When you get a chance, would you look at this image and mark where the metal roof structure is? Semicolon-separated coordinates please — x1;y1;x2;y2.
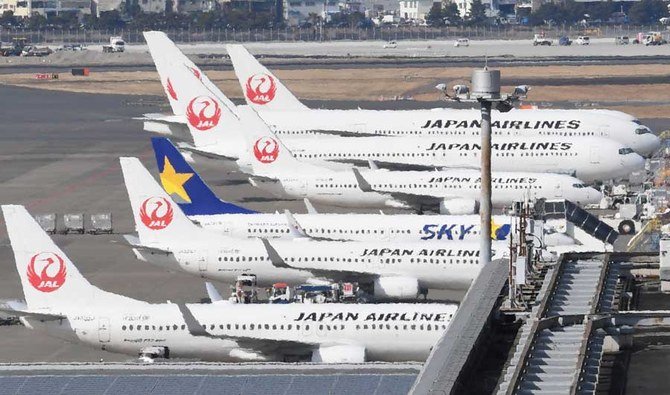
0;373;416;395
496;253;622;394
409;260;509;394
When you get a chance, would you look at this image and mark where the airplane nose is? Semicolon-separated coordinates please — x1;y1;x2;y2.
631;152;646;171
588;187;603;204
641;134;662;157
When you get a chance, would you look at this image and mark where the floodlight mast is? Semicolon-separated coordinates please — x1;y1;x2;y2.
470;68;500;266
436;69;528;266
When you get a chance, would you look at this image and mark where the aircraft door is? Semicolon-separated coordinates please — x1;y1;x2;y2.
299;181;308;197
589;146;600;164
98;317;111;343
198;254;207;272
218;222;233;237
554;183;563;198
384;227;392;241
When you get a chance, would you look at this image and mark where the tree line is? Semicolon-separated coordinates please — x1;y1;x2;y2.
1;0;668;30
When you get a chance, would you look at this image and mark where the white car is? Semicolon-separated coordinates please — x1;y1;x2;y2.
383;41;397;48
576;36;590;45
454;38;470;47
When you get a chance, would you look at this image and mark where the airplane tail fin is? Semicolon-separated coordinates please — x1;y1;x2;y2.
151;137;257;215
236;106;325;177
120;157;211;245
163;58;244;157
143;31;238;117
1;205;131;312
226;44;308;112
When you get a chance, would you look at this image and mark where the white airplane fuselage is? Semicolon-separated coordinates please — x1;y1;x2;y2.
278;135;644;183
246;168;600;211
259;108;660;157
189;212;511;242
197;134;644;183
24;302;456;362
134;238;496;292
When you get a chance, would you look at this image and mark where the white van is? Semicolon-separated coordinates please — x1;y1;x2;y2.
576;36;590;45
454;38;470;47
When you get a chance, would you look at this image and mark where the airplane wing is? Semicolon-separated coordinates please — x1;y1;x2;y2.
176;303;316;355
303;198;318;214
331;158;435;172
307;129;392;138
284;210;351;242
260;239;379;283
352;168;448;212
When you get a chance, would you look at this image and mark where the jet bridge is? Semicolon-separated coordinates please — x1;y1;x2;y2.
541;200;619;246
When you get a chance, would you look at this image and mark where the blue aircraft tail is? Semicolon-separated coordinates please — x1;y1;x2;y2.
151;137;257;215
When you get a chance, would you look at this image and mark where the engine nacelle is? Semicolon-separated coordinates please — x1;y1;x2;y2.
312;344;365;363
439;198;478;215
373;277;420;300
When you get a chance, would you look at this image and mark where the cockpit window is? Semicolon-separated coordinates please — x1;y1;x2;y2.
572;183;587;188
618;148;634;155
633;119;641;125
635;127;651;135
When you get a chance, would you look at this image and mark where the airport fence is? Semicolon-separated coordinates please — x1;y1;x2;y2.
0;24;665;45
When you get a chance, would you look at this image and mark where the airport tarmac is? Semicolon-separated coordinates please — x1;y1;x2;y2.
0;85;470;363
0;84;343;363
0;83;667;366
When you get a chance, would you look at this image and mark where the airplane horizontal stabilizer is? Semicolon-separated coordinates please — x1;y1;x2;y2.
0;306;65;321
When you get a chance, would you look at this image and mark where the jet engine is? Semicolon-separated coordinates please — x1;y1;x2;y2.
373;277;420;300
439;198;478;215
312;344;365;363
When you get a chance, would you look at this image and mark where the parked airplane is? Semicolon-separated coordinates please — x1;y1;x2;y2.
121;156;506;297
147;139;611;253
156;52;645;182
141;32;659;158
1;205;457;363
151;136;512;241
159;67;604;215
225;44;659;157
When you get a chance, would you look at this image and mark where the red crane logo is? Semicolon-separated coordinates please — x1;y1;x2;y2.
253;137;279;163
245;73;277;105
186;96;221;131
27;252;67;293
139;197;174;230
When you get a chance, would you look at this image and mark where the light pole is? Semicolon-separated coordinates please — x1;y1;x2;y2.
437;68;529;266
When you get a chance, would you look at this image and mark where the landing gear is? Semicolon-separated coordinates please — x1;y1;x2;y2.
138;346;169;363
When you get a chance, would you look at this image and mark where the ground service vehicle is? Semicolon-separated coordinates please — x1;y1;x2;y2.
559;36;572;46
103;36;125;53
533;34;552;46
615;36;629;45
576;36;590;45
454;38;469;47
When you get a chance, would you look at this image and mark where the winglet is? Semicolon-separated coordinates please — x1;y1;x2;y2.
368;160;379;170
284;210;308;239
205;282;223;302
303;198;318;214
260;238;293;269
352;168;373;192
